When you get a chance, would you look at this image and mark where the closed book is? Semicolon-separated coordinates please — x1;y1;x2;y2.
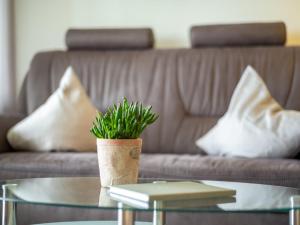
109;181;236;202
110;192;236;209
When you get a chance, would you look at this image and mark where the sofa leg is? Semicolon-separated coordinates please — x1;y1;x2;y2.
2;184;17;225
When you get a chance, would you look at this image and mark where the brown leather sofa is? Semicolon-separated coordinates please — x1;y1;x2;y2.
0;24;299;225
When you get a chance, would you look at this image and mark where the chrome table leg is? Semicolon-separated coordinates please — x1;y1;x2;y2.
290;209;300;225
290;196;300;225
2;184;17;225
153;201;165;225
118;202;135;225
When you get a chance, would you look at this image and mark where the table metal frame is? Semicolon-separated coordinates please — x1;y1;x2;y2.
290;196;300;225
2;184;300;225
118;202;165;225
2;184;165;225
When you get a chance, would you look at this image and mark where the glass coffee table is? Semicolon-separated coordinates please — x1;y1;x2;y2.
1;177;300;225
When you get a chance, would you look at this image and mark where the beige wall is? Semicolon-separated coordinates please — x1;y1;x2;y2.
15;0;300;90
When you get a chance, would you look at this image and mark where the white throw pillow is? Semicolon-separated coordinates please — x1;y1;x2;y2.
7;66;97;152
196;66;300;158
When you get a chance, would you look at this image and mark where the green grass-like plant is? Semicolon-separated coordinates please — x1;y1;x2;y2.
90;98;159;139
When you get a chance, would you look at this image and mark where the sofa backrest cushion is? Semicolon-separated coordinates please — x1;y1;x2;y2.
191;22;286;47
19;47;300;154
66;28;154;50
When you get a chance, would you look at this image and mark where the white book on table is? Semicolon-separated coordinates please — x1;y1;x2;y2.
109;181;236;202
110;192;236;209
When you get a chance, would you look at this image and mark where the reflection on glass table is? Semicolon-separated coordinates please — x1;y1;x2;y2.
1;177;300;225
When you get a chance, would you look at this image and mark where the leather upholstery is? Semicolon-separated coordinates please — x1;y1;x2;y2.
15;205;288;225
1;152;300;187
10;204;288;225
66;28;154;50
191;22;286;47
4;35;300;225
19;47;300;154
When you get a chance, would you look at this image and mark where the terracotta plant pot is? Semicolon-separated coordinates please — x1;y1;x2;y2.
97;138;142;187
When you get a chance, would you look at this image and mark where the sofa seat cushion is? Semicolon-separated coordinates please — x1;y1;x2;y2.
139;154;300;188
0;152;99;179
0;153;299;188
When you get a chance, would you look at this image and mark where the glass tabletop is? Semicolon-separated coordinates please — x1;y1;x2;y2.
1;177;300;213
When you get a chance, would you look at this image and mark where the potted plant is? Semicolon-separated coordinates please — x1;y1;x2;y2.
91;98;158;187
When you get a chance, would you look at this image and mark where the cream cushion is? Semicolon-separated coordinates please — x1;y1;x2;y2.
7;66;97;152
196;66;300;158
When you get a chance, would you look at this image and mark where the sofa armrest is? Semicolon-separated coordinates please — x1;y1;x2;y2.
0;114;24;152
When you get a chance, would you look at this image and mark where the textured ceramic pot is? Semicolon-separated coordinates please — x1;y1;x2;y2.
97;138;142;187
